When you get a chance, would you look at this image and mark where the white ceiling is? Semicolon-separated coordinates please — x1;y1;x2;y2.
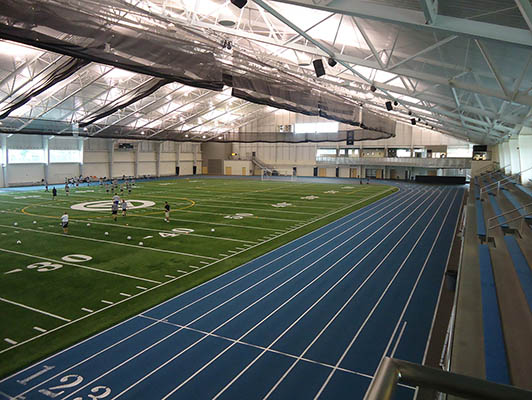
0;0;531;144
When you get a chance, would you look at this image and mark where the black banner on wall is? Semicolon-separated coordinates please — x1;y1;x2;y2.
346;131;354;145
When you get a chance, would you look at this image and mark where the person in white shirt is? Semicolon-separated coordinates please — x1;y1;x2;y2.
61;212;69;234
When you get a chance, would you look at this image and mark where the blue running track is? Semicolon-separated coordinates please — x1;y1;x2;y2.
0;183;464;400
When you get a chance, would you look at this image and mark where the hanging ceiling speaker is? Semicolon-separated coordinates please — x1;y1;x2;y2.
313;59;326;77
411;118;416;125
328;58;337;67
385;101;393;111
230;0;247;9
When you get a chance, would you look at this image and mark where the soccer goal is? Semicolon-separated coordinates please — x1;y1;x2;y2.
261;168;297;182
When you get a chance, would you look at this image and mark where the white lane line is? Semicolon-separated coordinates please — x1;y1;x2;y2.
0;248;160;284
0;225;217;261
211;190;444;400
101;300;114;305
313;190;459;399
33;327;47;333
262;190;454;400
81;308;93;313
4;338;17;345
135;286;147;291
120;293;131;298
0;297;71;322
165;275;176;279
4;186;402;398
109;191;425;400
4;269;22;275
139;315;378;380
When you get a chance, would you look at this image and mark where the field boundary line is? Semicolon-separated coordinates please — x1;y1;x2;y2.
0;247;161;284
0;297;71;322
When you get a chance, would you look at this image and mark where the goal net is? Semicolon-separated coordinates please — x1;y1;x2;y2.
261;168;297;182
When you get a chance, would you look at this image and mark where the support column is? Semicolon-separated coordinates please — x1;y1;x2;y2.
43;136;49;185
519;127;532;184
134;143;139;178
509;138;520;175
155;142;161;178
175;142;180;176
108;139;114;179
1;134;7;187
78;137;84;177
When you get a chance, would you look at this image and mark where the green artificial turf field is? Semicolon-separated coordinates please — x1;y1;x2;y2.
0;177;397;377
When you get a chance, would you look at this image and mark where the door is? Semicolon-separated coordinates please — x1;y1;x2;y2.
202;166;208;174
318;168;327;177
225;166;232;175
242;167;247;176
313;167;318;177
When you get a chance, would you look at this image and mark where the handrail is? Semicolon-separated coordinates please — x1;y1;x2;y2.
476;162;497;175
480;164;509;178
480;165;532;194
363;357;532;400
487;202;532;231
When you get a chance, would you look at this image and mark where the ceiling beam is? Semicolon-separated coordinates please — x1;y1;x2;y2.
515;0;532;32
419;0;438;25
268;0;532;48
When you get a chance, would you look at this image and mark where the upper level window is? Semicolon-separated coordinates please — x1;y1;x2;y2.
294;122;339;134
49;150;82;163
8;149;45;164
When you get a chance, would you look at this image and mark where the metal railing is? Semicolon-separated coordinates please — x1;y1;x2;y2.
475;162;499;175
363;357;532;400
480;164;509;178
487;202;532;231
316;156;471;169
480;166;532;195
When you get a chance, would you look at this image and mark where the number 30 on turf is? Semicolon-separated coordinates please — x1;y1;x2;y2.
26;254;92;273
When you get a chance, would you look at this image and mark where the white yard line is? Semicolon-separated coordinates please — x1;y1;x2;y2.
0;225;217;261
81;308;93;313
33;327;47;333
0;247;161;284
0;297;71;322
101;300;114;305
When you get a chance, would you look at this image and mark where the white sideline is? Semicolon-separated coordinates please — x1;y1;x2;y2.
0;297;71;322
4;186;400;399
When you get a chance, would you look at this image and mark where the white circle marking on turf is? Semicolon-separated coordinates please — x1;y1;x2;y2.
70;200;155;212
61;254;92;263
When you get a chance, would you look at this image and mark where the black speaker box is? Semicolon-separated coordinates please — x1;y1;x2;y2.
313;59;326;77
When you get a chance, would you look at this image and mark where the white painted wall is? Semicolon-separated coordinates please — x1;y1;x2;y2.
1;136;202;187
223;160;253;175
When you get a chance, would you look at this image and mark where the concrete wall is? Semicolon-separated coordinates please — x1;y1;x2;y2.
223;160;253;176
